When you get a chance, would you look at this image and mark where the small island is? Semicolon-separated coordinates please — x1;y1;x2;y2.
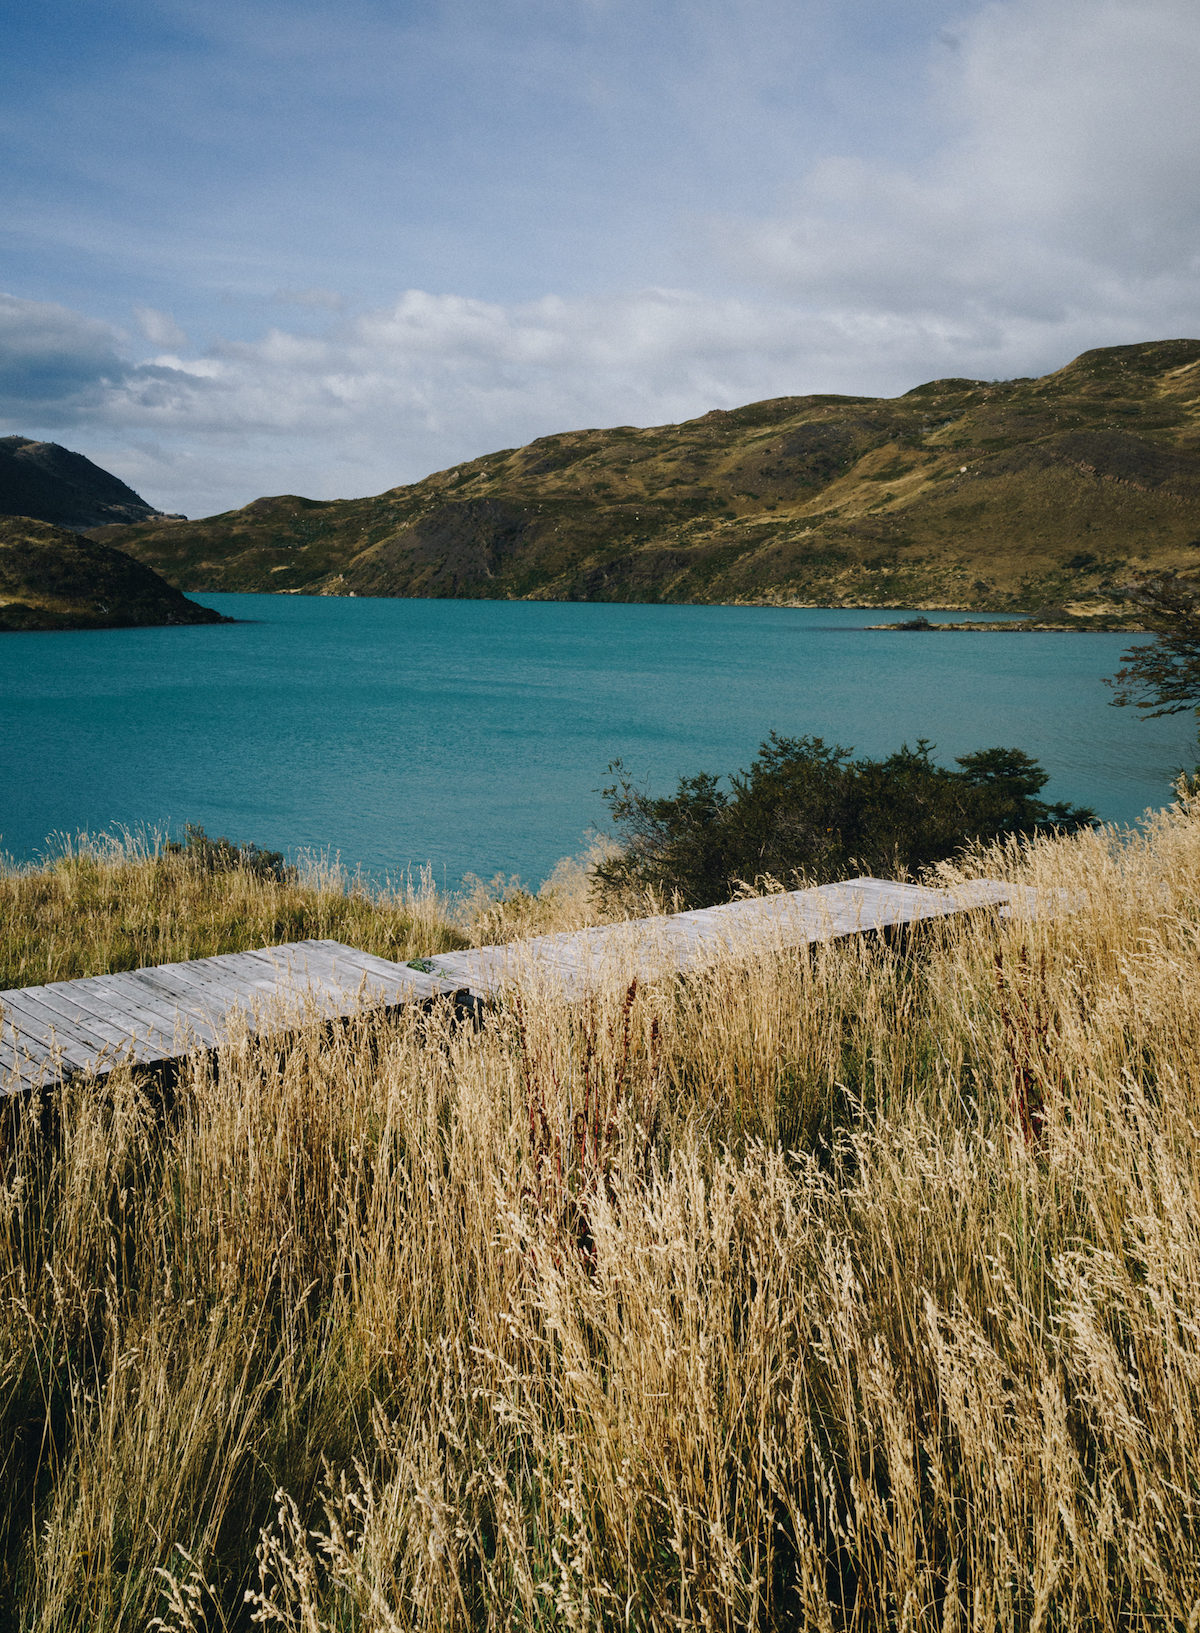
865;610;1146;632
0;515;228;632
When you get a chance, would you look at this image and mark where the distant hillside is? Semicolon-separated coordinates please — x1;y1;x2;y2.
0;436;174;530
0;517;225;632
103;339;1200;611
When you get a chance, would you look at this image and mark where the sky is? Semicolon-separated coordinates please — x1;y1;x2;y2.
2;0;1198;518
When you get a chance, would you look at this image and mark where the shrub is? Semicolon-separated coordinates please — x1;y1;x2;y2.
162;821;290;882
594;733;1095;909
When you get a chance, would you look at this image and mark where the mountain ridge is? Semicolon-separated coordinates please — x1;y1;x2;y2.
0;436;178;530
98;338;1200;610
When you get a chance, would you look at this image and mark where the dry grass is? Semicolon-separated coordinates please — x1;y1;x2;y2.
453;836;624;947
0;831;619;992
3;804;1200;1629
0;832;463;990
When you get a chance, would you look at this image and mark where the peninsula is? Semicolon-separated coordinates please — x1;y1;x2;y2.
0;516;226;632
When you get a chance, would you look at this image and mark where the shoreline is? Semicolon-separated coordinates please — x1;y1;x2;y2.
864;615;1147;634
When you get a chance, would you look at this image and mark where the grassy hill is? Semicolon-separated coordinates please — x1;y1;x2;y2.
0;435;171;530
101;338;1200;612
0;516;226;631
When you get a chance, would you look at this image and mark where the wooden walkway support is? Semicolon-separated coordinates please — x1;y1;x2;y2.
1;877;1032;1095
421;875;1025;1001
0;940;465;1095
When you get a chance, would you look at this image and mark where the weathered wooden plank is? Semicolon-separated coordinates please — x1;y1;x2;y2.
68;972;233;1045
1;938;480;1091
79;974;223;1053
167;941;456;1015
217;945;416;1014
237;942;355;978
128;959;256;1009
431;876;1022;1001
22;982;143;1055
115;969;237;1034
1;986;116;1061
160;944;337;1002
204;946;381;1013
0;990;114;1072
81;968;218;1027
130;960;264;1007
0;1043;52;1095
3;959;244;1083
247;942;376;994
156;953;296;1006
211;944;330;982
284;941;462;1003
317;943;458;998
132;959;276;1011
420;956;486;991
0;1008;61;1062
40;969;185;1026
0;1019;61;1089
1;885;1025;1094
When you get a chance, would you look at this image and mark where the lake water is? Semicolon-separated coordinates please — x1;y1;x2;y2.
1;594;1195;890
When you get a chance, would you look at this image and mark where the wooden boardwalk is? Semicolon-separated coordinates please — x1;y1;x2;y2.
1;877;1029;1095
422;875;1024;1001
0;940;465;1095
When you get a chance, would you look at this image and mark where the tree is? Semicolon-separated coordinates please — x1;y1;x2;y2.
954;747;1091;832
594;734;1095;911
1107;573;1200;717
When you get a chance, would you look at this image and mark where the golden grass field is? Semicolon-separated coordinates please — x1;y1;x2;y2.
3;806;1200;1630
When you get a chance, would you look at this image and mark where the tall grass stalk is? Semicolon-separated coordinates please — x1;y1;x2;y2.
2;803;1200;1627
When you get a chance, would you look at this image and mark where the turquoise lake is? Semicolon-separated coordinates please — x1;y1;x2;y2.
1;593;1195;889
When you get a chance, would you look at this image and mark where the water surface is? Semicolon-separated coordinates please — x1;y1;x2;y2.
1;595;1193;888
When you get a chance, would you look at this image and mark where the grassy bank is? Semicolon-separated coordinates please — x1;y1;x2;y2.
3;807;1200;1628
0;831;610;991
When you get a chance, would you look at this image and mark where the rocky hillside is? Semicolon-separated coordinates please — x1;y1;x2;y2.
0;436;173;530
102;339;1200;611
0;517;226;632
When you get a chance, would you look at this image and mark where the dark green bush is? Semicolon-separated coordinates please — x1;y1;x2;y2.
163;822;291;883
594;734;1095;909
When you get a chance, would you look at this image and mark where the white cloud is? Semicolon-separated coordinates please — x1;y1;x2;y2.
948;0;1200;260
0;285;930;512
133;305;189;349
84;287;868;508
3;265;1191;520
712;0;1200;331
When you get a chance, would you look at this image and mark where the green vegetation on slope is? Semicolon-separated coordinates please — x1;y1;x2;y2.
103;338;1200;611
0;517;226;632
0;828;614;991
0;832;468;989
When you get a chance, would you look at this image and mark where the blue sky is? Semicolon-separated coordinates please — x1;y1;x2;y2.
2;0;1197;516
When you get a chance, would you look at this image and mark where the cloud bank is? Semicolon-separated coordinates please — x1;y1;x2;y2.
715;0;1200;327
